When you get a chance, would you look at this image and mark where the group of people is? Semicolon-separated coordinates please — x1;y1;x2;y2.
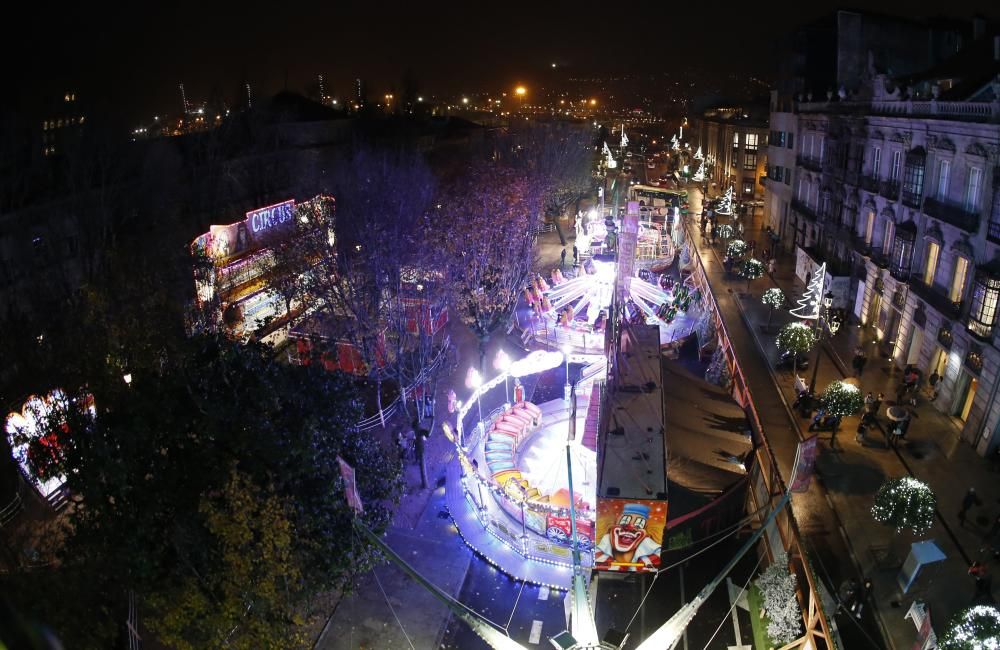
523;274;553;316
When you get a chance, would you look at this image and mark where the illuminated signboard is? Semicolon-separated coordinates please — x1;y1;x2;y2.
246;200;295;235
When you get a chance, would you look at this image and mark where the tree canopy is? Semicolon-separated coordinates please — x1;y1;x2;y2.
8;334;401;648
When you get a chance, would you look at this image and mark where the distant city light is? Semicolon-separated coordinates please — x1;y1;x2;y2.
462;97;469;105
515;86;526;97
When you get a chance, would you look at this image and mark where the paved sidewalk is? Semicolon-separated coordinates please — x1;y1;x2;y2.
691;184;1000;648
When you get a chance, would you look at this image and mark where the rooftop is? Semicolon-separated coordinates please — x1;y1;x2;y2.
597;322;667;501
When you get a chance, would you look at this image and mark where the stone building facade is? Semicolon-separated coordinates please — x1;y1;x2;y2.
695;106;769;201
768;69;1000;454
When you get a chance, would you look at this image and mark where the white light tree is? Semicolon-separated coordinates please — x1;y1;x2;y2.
671;134;680;151
789;263;826;320
715;185;734;216
694;146;704;160
692;160;706;182
755;550;803;645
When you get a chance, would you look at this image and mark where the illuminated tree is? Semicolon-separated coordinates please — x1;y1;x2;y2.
776;322;816;375
762;288;785;330
726;239;747;260
871;477;937;535
440;157;538;369
940;606;1000;650
739;258;765;293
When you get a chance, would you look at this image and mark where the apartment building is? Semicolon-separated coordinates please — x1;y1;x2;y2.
769;27;1000;454
695;106;768;200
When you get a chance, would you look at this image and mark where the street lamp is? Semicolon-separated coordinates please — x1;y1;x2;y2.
494;349;511;406
808;292;841;396
562;344;572;401
466;367;484;436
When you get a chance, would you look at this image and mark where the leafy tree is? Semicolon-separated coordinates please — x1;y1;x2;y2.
146;467;304;650
12;335;402;647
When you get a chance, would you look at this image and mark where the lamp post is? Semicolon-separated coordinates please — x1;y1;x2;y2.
808;291;842;395
466;367;484;436
494;350;511;406
562;344;572;401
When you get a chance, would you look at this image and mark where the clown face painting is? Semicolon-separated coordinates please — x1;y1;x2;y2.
595;501;665;572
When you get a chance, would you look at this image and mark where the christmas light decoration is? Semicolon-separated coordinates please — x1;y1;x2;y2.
776;322;816;356
789;263;826;320
739;258;765;291
716;224;734;240
692;160;706;182
705;346;730;389
940;605;1000;650
754;550;803;644
715;186;735;216
871;476;937;535
726;239;748;260
820;380;863;418
762;288;786;330
762;288;786;310
694;146;704;160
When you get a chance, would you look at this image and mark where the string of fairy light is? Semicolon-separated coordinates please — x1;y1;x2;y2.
871;476;936;535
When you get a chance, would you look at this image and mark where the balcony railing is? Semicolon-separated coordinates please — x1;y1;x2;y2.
889;263;911;282
791;198;818;222
908;280;962;319
860;175;879;193
923;197;980;233
797;98;999;122
879;180;900;201
796;156;822;173
987;220;1000;245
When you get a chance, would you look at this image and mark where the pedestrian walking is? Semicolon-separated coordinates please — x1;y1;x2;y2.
572;245;579;267
560;247;567;270
767;258;776;275
852;351;868;377
960;488;983;528
864;391;875;411
396;429;409;462
856;420;867;444
969;561;993;601
413;418;430;489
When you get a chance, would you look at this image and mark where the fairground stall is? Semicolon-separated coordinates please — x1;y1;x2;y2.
190;195;334;342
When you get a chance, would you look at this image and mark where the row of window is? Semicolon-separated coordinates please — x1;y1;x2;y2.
801;132;989;212
769;130;794;150
770;166;792;185
42;116;84;130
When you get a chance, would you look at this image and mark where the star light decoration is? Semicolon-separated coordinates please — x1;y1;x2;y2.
871;476;937;535
940;605;1000;650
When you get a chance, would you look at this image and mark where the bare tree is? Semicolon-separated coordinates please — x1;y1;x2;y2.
440;159;537;369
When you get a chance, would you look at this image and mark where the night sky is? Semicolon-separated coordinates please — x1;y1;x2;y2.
9;0;999;122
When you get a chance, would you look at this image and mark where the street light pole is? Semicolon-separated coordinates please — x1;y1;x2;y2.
562;344;572;401
808;292;839;396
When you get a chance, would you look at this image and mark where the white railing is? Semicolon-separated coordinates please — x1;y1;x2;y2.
798;98;999;121
352;335;452;433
